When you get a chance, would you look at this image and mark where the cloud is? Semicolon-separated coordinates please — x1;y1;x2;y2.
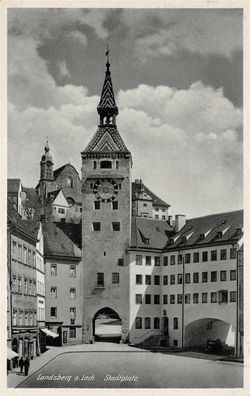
121;9;242;61
7;9;243;217
58;61;70;78
69;31;88;46
8;9;109;41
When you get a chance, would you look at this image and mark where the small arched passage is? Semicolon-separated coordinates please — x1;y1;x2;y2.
185;318;235;350
93;307;122;343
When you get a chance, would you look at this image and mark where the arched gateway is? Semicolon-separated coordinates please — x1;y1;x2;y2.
93;307;122;343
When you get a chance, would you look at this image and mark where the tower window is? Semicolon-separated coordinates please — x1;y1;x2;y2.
112;222;120;231
94;201;100;210
100;160;112;169
93;161;97;169
116;161;119;169
112;201;118;210
93;222;101;231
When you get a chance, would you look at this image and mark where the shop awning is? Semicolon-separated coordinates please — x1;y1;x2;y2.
7;348;19;360
41;328;59;338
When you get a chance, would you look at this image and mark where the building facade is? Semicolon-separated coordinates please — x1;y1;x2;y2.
43;222;83;345
8;202;40;359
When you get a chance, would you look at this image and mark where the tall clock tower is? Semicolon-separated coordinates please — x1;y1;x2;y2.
81;52;132;343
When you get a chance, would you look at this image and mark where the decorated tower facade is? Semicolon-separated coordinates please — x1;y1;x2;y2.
38;140;54;201
81;50;132;342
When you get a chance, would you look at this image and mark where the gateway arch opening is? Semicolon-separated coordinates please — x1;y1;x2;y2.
93;307;122;343
185;318;235;354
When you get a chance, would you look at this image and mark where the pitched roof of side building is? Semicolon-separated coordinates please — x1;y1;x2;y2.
164;209;243;251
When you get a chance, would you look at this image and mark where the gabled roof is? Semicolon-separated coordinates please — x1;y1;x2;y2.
8;179;21;194
83;125;130;153
7;200;38;242
55;222;82;249
131;217;173;250
22;187;40;209
132;181;170;208
53;163;80;179
165;210;243;250
43;222;81;259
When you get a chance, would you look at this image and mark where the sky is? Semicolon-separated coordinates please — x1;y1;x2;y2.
7;8;243;219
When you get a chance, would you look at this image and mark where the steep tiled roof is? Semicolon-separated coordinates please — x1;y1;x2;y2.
132;181;170;208
21;220;40;238
97;60;118;117
53;163;80;179
8;179;21;194
43;222;81;259
7;200;37;242
83;125;129;153
22;187;40;209
55;222;82;248
165;210;243;250
131;217;173;250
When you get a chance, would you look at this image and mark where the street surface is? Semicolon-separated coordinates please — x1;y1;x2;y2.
95;318;121;336
17;343;243;388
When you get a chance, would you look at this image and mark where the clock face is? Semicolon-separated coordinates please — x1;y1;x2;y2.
93;179;118;202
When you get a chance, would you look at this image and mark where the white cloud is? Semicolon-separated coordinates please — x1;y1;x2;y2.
7;13;243;217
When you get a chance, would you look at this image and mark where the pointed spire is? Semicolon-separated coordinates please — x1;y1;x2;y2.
97;44;118;126
45;137;50;153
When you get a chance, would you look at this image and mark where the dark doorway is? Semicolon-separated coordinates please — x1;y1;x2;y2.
93;307;122;343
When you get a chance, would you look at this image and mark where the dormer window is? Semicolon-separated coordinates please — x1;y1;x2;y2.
100;160;112;169
217;231;222;238
236;228;242;235
199;234;205;241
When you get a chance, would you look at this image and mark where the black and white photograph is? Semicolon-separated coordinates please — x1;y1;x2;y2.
4;2;245;390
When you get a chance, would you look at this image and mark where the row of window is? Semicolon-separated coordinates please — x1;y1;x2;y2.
135;316;160;329
12;241;36;266
50;287;76;299
12;275;36;296
92;222;121;231
50;264;76;277
135;270;236;286
12;309;37;326
135;290;236;305
136;255;161;266
50;307;76;321
165;248;236;265
135;316;178;330
135;249;237;267
96;272;120;286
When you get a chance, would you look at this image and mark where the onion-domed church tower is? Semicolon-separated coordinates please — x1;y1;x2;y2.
37;140;54;202
81;49;132;343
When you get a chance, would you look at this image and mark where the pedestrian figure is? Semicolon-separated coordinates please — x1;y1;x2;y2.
19;356;24;374
24;357;30;376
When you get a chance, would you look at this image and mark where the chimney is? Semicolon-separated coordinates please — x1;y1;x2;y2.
135;179;140;184
175;214;186;232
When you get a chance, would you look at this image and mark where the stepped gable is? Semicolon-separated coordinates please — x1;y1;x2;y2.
165;210;243;250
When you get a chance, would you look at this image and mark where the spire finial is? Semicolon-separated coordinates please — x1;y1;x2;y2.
45;137;50;152
105;42;111;70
